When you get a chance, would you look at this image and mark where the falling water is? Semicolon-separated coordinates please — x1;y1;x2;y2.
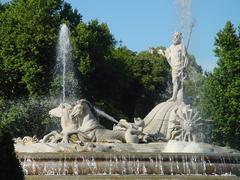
57;24;72;103
56;24;77;103
19;153;240;176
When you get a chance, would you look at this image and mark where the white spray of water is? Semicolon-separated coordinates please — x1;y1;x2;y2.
57;24;72;103
163;140;213;153
175;0;194;47
56;24;78;103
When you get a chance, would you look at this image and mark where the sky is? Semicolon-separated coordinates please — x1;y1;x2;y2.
65;0;240;72
1;0;240;71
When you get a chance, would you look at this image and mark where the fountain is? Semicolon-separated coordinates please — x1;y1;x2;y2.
14;4;240;178
55;23;77;103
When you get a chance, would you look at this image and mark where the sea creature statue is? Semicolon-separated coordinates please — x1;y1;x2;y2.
14;135;38;145
113;118;151;143
41;99;144;144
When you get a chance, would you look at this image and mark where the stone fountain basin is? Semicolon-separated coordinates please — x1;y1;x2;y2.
15;141;239;154
18;151;240;176
16;142;240;176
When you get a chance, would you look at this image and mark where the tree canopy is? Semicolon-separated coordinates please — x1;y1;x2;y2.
0;0;80;98
200;21;240;149
0;0;83;139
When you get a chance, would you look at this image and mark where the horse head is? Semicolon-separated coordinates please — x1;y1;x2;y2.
49;103;72;118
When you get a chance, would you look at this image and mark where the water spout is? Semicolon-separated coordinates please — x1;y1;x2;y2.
56;24;77;103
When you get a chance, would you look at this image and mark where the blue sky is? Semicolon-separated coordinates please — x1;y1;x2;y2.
65;0;240;71
1;0;240;71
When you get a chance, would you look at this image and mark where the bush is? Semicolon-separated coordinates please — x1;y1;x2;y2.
0;97;60;139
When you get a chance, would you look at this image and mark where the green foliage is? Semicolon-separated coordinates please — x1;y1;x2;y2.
126;50;171;117
60;2;82;29
88;47;171;120
0;2;8;11
184;54;205;106
73;19;115;75
72;19;124;122
0;0;82;98
0;129;24;180
0;0;63;97
0;0;82;139
0;0;175;132
0;0;81;140
200;21;240;149
0;97;59;138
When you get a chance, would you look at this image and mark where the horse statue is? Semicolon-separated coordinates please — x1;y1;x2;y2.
65;99;144;143
41;103;77;143
41;99;144;144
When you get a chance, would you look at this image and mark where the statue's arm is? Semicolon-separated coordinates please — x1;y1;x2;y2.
157;48;165;56
149;47;166;56
150;47;172;66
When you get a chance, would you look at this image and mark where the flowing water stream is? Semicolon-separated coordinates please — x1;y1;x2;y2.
56;24;77;103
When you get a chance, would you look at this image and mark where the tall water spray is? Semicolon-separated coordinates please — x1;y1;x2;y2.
175;0;194;47
56;24;77;103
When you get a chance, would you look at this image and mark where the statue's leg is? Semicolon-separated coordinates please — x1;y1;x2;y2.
192;134;196;142
61;130;79;143
168;76;179;102
61;134;69;143
174;80;181;100
95;129;125;143
52;135;62;143
61;130;91;143
176;75;184;102
183;131;191;142
170;129;181;140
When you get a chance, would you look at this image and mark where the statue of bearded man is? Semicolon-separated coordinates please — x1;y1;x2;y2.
158;32;188;103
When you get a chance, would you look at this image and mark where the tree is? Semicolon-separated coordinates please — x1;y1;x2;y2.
60;2;82;29
0;0;63;98
0;0;83;138
72;19;116;99
200;21;240;149
73;30;171;123
0;0;82;99
0;2;8;11
0;97;59;138
72;19;115;76
184;54;205;106
126;50;171;118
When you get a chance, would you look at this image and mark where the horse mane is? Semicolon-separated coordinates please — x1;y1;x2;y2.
80;99;99;121
79;99;118;124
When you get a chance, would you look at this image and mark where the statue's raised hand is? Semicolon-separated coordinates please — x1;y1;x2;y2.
157;49;165;56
